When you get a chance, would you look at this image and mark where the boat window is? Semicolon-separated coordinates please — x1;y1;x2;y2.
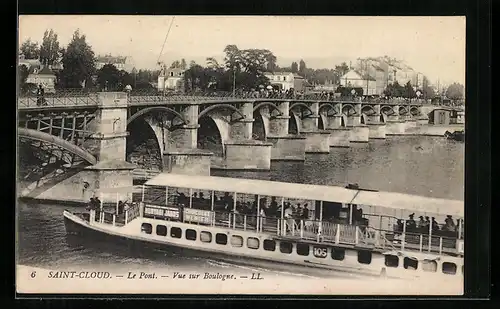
422;259;437;272
185;229;197;241
200;231;212;243
357;250;372;264
156;225;167;236
231;235;243;247
296;243;310;256
331;247;345;261
170;227;182;238
216;233;228;245
279;241;293;254
141;223;152;234
244;237;258;250
312;246;328;258
384;255;399;268
442;262;457;275
263;239;276;251
403;257;418;270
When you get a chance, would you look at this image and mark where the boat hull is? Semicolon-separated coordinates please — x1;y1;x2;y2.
63;211;463;282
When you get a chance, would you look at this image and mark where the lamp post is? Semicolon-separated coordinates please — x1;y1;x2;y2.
232;66;236;97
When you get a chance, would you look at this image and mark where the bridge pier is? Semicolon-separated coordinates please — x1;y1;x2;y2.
385;114;407;135
218;102;272;170
300;103;330;153
366;114;386;139
346;115;369;143
324;115;350;148
266;102;306;161
164;105;213;176
34;92;136;203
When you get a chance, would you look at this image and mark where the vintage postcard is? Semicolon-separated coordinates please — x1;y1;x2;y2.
16;15;465;295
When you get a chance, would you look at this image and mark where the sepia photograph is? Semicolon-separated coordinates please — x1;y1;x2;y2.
16;15;465;295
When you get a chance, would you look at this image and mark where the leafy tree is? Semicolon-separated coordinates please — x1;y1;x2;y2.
334;62;350;77
180;58;187;70
39;29;61;66
19;39;40;59
445;82;464;102
18;65;30;92
383;81;405;97
170;60;181;68
403;81;416;99
299;59;306;74
97;64;121;90
60;30;96;88
291;62;298;73
421;76;435;99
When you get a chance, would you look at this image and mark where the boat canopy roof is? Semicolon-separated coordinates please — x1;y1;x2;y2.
145;174;464;217
95;185;144;195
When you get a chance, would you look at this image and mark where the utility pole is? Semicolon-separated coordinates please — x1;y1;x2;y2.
232;66;236;96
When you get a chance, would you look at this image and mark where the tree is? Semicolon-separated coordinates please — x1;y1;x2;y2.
421;76;435;99
383;81;405;97
403;81;416;99
170;60;181;68
60;30;96;88
97;64;121;90
20;39;40;59
334;62;350;77
18;65;30;92
291;62;298;73
39;29;61;66
180;58;187;70
299;59;306;74
445;82;464;102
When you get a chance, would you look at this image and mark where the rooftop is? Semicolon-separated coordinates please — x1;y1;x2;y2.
97;55;127;64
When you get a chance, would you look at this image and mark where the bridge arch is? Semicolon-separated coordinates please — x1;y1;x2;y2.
198;104;246;120
381;105;395;115
410;106;420;116
399;106;409;115
18;128;97;165
342;104;356;116
126;118;163;171
289;102;314;117
380;113;388;123
253;102;283;117
319;103;339;115
127;107;188;126
197;114;226;158
319;114;327;130
361;105;376;115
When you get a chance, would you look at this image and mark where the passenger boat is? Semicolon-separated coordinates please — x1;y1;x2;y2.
63;173;464;281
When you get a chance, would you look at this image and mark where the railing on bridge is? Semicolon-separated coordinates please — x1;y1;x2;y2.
18;88;431;110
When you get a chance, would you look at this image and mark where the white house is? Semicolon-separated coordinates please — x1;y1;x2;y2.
26;66;57;93
339;69;377;96
158;67;185;92
96;55;131;72
264;72;307;91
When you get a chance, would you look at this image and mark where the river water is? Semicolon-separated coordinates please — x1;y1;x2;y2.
17;136;464;282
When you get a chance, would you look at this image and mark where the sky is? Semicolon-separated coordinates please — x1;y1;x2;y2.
18;15;465;86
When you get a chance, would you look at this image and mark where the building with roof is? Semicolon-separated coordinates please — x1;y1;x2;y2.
96;54;131;72
339;69;377;96
25;65;56;93
158;67;186;92
264;72;308;91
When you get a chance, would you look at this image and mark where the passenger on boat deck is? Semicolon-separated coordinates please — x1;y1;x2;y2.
176;191;187;205
431;217;440;231
302;204;309;220
417;216;425;229
444;215;456;231
270;197;278;215
406;213;417;232
424;216;431;228
117;201;124;215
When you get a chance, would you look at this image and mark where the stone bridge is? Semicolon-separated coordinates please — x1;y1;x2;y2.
18;91;451;203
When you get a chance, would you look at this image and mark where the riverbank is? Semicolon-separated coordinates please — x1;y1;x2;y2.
396;124;465;137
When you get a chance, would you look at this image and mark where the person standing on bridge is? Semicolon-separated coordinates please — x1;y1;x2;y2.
36;84;45;106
